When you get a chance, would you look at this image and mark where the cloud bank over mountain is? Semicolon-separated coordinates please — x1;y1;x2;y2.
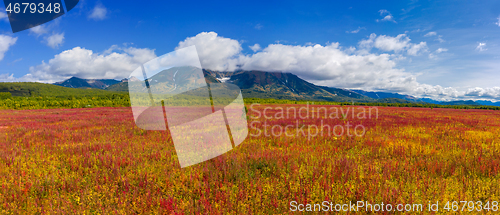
1;31;499;101
17;46;156;83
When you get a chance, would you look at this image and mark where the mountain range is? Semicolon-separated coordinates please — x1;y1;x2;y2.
54;77;121;89
50;70;500;106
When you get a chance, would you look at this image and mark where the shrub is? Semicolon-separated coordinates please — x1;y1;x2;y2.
0;92;12;99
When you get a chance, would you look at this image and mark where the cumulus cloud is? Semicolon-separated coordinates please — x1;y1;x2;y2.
406;42;427;56
29;25;48;36
88;4;107;21
424;31;437;37
0;73;15;82
0;11;7;21
476;43;486;51
465;87;500;98
380;15;395;22
376;10;396;23
496;15;500;27
4;46;157;83
176;32;243;71
373;34;411;52
436;48;448;53
28;21;65;49
46;33;65;49
359;33;428;56
249;44;261;52
241;43;410;90
411;85;500;101
0;35;18;61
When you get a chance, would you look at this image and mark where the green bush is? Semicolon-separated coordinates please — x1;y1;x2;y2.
0;92;12;99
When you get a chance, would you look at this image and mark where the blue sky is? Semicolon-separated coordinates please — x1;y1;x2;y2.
0;0;499;101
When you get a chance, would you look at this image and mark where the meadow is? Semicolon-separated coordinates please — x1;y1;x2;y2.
0;104;500;214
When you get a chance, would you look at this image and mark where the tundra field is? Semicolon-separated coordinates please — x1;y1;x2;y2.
1;104;500;214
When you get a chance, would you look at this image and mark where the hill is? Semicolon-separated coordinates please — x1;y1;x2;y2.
106;82;128;92
54;77;120;89
440;100;482;106
418;98;441;104
352;89;422;102
197;70;375;102
475;100;500;107
0;82;125;97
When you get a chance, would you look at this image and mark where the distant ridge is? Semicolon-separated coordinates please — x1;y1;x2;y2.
54;77;120;89
475;100;500;106
352;90;421;102
203;70;373;102
439;100;482;106
49;71;500;106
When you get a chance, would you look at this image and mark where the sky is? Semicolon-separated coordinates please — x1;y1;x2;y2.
0;0;499;101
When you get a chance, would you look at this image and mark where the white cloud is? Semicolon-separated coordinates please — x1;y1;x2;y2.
249;44;261;52
378;10;389;15
0;73;16;82
88;4;107;21
176;32;243;71
381;15;395;22
240;43;409;90
436;48;448;53
0;11;7;21
29;18;62;36
359;33;428;55
254;24;263;30
6;46;156;83
424;31;437;37
346;27;365;34
28;21;65;49
30;27;65;49
465;87;500;98
358;33;377;50
0;35;18;61
407;42;428;56
495;15;500;27
46;33;65;49
29;25;48;36
476;43;487;51
373;34;411;52
422;31;445;42
436;35;445;43
376;10;396;23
